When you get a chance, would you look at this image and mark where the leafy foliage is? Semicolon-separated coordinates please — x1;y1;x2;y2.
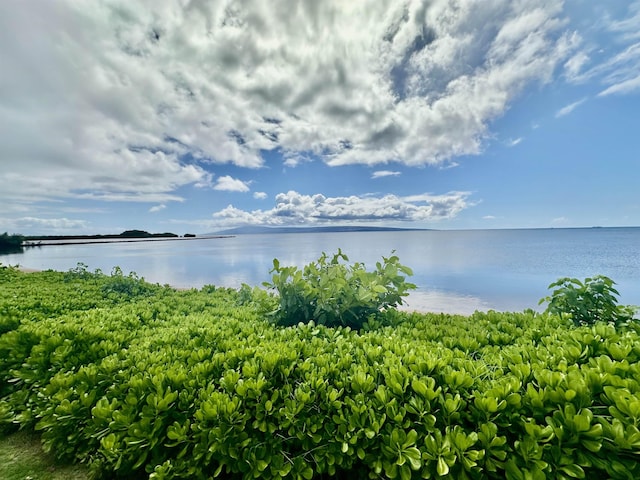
100;266;162;299
263;249;416;329
2;268;640;479
0;232;24;254
62;263;163;300
540;275;637;327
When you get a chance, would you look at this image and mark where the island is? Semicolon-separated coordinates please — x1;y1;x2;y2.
14;231;227;248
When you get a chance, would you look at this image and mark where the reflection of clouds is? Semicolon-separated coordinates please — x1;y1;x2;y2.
400;289;492;315
389;230;498;273
11;231;640;312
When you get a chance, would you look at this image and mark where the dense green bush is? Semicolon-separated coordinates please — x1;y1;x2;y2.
263;250;416;329
0;232;24;254
62;262;164;300
540;275;637;327
2;268;640;479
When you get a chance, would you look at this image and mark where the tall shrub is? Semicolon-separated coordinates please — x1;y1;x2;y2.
263;249;416;329
539;275;637;327
0;232;24;254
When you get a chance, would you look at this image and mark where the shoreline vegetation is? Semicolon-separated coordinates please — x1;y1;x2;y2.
25;229;183;241
0;233;25;254
1;258;639;479
2;224;439;253
0;230;232;252
23;234;232;247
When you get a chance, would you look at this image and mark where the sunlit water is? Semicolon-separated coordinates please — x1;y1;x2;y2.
3;228;639;314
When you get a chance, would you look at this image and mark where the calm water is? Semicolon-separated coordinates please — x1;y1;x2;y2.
3;228;639;314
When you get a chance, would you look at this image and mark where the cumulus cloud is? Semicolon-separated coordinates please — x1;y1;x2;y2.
213;176;250;192
372;170;401;179
210;190;472;227
0;0;579;208
555;98;587;117
253;191;268;200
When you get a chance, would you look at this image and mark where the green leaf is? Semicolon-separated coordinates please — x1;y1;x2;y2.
405;447;422;470
400;464;412;480
559;464;585;478
437;457;450;476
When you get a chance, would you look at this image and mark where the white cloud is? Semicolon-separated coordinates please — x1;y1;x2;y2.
210;190;472;227
0;217;89;233
563;51;590;81
592;43;640;95
566;3;640;96
149;204;166;213
0;0;578;208
598;75;640;96
607;1;640;42
372;170;401;179
506;138;523;147
555;98;587;117
253;191;268;200
483;215;496;220
214;175;250;192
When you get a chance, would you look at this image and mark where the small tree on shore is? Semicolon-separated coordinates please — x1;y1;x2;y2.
0;233;25;254
263;249;416;329
540;275;637;327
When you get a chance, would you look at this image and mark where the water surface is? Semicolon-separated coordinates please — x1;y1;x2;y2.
4;228;639;314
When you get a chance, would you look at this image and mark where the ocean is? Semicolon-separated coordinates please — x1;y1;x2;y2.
3;227;639;315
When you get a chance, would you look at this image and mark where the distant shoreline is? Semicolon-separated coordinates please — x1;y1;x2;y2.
23;235;233;247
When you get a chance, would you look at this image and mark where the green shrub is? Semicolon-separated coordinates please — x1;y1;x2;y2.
4;270;640;479
262;249;416;329
0;232;24;254
100;266;162;299
539;275;637;327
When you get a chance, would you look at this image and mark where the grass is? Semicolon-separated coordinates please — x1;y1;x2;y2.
0;431;89;480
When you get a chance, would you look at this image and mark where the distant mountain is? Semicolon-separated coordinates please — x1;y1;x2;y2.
209;225;429;235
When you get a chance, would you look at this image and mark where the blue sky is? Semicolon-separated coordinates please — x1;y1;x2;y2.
1;0;639;235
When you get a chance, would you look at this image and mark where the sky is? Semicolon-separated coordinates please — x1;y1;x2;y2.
1;0;639;236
